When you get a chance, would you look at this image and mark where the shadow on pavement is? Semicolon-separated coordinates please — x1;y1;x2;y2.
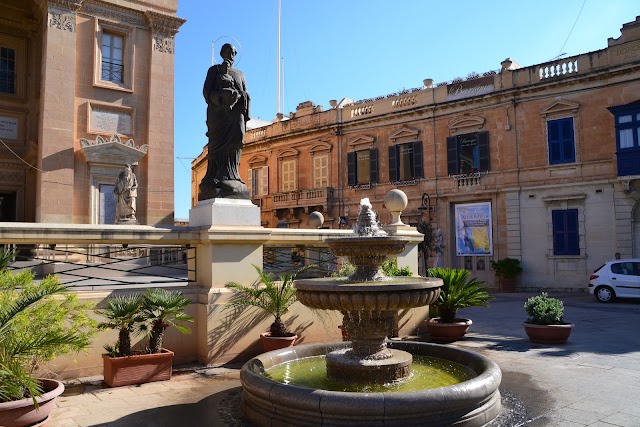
91;386;249;427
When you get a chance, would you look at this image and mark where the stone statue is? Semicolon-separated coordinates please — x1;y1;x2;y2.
199;43;251;200
113;164;138;223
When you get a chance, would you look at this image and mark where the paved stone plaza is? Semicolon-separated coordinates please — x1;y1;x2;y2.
48;293;640;427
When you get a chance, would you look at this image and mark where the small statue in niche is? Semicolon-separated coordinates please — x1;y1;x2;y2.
113;164;138;223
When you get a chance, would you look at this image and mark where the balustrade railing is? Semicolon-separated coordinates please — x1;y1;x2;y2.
539;59;578;80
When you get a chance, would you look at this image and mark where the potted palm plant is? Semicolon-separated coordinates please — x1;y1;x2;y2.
490;257;522;292
98;289;192;387
425;267;493;343
523;292;573;344
0;248;97;427
225;265;309;352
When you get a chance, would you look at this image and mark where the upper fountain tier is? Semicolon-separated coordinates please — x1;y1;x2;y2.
294;195;442;384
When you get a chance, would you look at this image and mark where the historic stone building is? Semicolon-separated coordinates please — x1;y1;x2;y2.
0;0;184;225
192;17;640;290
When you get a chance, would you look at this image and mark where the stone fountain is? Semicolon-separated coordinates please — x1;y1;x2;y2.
240;193;502;426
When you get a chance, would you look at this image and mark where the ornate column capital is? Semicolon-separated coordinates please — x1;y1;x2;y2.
38;0;84;32
144;10;186;54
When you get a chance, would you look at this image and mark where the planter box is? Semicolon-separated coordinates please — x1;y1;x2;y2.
103;349;174;387
0;379;64;427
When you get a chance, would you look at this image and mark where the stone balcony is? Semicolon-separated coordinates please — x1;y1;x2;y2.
271;187;335;211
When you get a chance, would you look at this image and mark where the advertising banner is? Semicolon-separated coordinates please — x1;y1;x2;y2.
455;202;493;256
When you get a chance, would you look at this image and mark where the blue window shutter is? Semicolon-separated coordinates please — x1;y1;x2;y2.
566;209;579;255
548;120;561;164
370;149;379;183
562;118;575;163
347;152;356;186
388;146;398;182
552;209;580;255
447;136;458;175
548;118;575;164
478;132;490;171
413;141;424;178
552;210;566;255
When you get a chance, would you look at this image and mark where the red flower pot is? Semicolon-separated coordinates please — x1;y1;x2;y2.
426;317;472;343
523;323;573;344
260;332;297;352
0;379;64;427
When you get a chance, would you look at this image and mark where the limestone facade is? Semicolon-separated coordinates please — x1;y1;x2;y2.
0;0;184;225
192;17;640;291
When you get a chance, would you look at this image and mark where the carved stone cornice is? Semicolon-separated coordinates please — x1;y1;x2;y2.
41;0;84;12
144;11;185;54
144;10;186;37
0;16;39;37
81;0;147;27
39;0;83;32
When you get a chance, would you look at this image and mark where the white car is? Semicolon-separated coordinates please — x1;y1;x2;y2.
589;259;640;302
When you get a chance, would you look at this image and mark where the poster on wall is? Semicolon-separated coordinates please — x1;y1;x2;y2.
455;202;493;256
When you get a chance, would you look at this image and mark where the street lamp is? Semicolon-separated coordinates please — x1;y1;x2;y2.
418;193;434;220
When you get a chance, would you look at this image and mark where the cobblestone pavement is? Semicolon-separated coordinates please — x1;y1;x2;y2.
47;292;640;426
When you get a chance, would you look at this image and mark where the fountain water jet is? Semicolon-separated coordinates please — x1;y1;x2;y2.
240;193;502;426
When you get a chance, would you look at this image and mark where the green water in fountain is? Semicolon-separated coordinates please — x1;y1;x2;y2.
266;355;475;392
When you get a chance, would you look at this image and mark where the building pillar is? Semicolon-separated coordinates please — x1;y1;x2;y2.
144;12;185;225
192;227;270;365
36;0;82;223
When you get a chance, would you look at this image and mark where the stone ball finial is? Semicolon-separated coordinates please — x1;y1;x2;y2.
384;190;408;226
309;211;324;228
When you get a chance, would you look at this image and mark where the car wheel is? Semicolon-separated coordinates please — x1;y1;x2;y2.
595;286;615;303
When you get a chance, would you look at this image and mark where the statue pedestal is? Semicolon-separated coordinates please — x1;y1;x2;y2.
189;198;260;227
188;198;266;365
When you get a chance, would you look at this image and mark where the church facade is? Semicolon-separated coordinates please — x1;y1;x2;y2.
0;0;184;225
192;17;640;290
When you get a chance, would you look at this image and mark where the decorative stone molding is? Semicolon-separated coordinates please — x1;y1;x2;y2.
144;11;185;54
448;115;485;134
389;127;420;144
248;154;268;167
0;169;25;182
80;134;147;165
541;193;586;203
145;10;185;37
277;148;299;159
152;35;172;53
0;17;39;37
309;142;332;155
540;100;580;118
81;0;147;27
391;94;418;108
45;0;83;12
347;135;375;151
350;104;374;118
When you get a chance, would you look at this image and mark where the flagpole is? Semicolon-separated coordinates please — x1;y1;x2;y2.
277;0;281;116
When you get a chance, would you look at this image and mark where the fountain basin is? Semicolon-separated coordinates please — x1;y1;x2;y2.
240;341;502;426
295;277;442;311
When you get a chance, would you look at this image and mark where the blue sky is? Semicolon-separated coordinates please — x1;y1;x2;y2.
173;0;639;219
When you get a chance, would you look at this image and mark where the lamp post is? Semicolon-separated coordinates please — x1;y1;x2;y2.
417;193;433;221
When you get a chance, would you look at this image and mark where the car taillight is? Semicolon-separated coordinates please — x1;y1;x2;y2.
589;274;599;280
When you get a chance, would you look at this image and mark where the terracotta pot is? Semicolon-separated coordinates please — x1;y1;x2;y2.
260;332;297;352
103;349;174;387
426;317;472;343
0;378;64;427
498;277;516;292
523;323;574;344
